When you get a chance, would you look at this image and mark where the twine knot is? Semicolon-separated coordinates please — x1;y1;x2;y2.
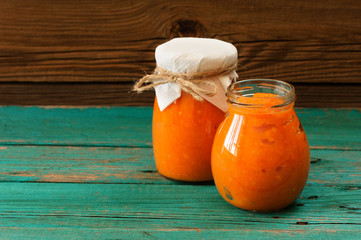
133;62;237;101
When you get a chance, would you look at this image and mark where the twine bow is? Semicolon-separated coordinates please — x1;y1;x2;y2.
133;62;238;101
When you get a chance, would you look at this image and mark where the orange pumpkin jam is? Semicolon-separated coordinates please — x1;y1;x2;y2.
153;92;225;181
212;82;310;211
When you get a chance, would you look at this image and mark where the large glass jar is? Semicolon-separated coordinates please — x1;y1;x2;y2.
211;79;310;211
153;92;225;181
134;37;238;182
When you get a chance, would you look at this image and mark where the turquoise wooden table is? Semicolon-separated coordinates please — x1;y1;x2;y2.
0;106;360;239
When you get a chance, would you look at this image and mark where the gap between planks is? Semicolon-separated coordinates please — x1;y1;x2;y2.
0;142;358;151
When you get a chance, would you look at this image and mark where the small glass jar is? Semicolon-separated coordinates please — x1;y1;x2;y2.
153;92;225;181
211;79;310;211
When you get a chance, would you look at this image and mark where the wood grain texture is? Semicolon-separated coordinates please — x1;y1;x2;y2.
0;107;359;150
0;83;359;108
0;183;360;239
0;148;360;238
0;0;360;107
0;106;359;238
0;182;359;239
0;146;359;185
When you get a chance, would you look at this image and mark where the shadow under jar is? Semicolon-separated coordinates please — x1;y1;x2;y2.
211;79;310;211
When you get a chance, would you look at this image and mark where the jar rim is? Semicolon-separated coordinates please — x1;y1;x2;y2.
227;79;296;108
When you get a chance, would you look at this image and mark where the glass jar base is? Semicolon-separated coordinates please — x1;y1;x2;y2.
157;169;213;183
231;202;295;213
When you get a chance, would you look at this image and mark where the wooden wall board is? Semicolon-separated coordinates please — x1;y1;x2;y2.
0;0;360;107
0;83;359;107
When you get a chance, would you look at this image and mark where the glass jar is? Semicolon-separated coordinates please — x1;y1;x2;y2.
211;79;310;211
153;92;225;181
138;37;238;182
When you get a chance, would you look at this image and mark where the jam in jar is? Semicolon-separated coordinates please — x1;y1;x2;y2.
134;38;238;182
153;92;225;181
211;79;310;211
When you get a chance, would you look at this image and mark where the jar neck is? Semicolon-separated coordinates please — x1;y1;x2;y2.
227;79;296;113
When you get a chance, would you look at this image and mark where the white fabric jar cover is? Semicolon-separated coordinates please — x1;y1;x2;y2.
138;37;238;112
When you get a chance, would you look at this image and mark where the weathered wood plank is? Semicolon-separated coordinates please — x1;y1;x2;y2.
0;106;358;239
0;0;360;84
0;146;162;184
0;40;360;85
0;83;156;106
0;83;359;108
0;106;153;147
0;182;359;239
297;108;361;150
0;107;359;149
0;146;359;186
0;0;361;107
0;228;359;240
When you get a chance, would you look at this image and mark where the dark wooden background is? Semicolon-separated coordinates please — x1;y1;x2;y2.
0;0;360;107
